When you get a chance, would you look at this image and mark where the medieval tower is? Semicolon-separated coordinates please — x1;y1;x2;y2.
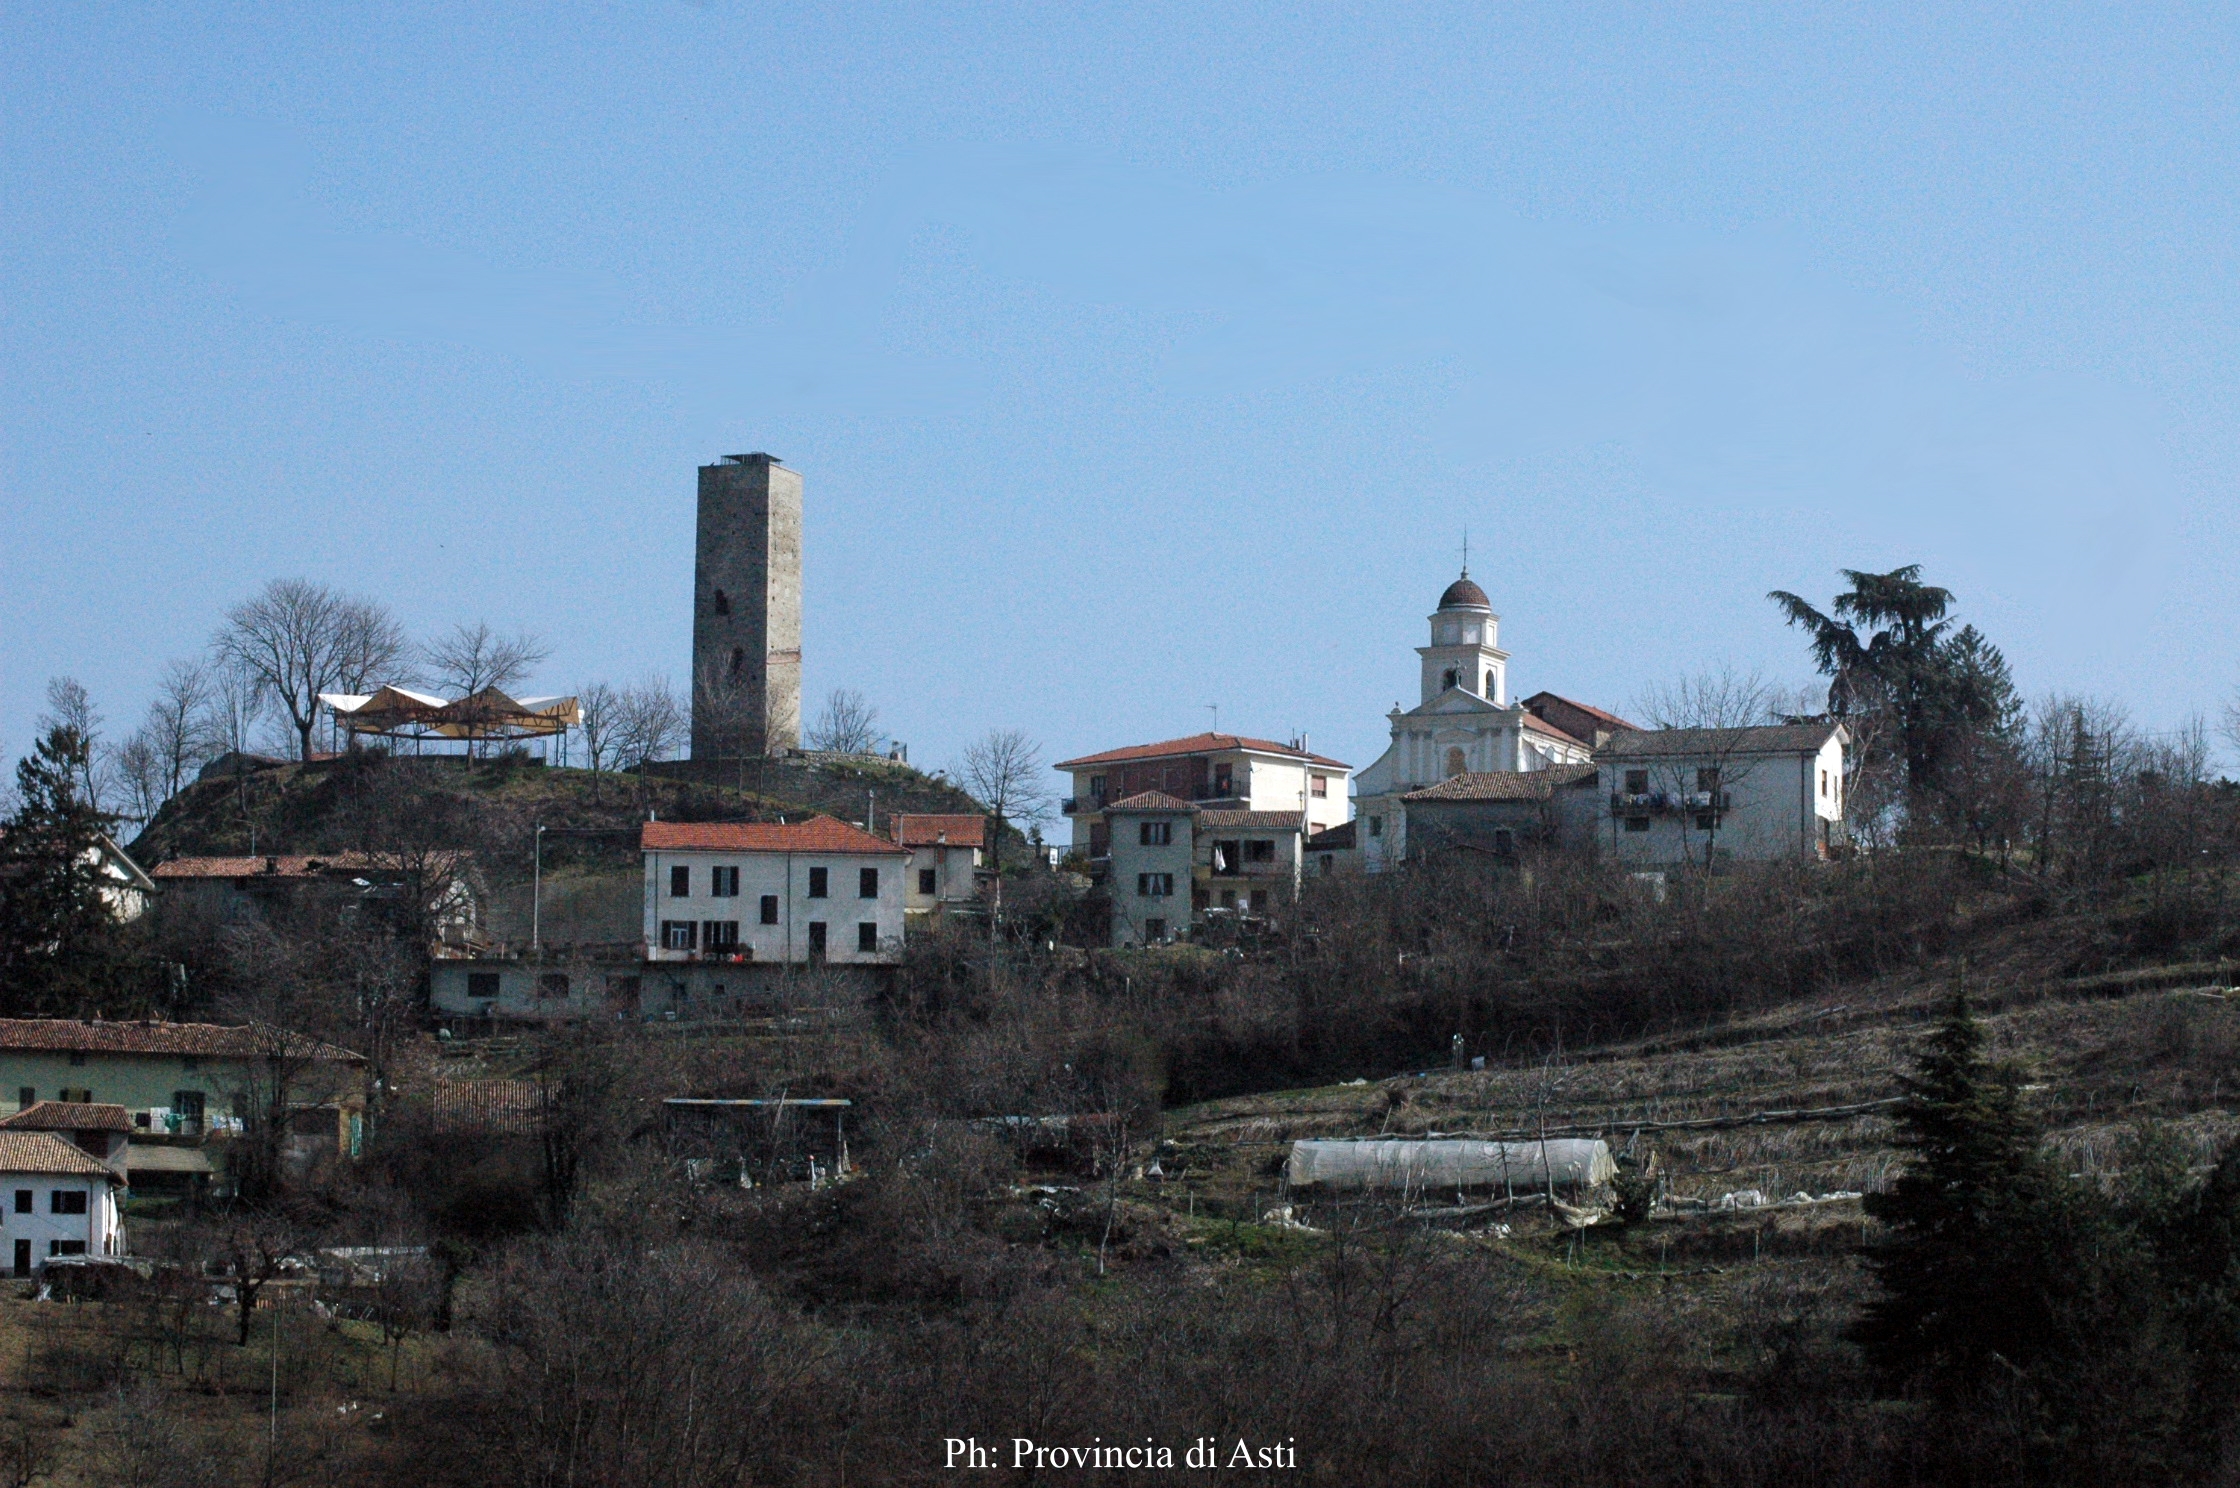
692;452;802;758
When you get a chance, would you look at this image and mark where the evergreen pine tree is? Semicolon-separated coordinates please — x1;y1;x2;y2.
0;725;126;1014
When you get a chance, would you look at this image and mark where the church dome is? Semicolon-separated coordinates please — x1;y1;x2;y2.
1437;574;1490;611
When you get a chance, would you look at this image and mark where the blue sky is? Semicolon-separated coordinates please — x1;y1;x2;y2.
6;3;2238;788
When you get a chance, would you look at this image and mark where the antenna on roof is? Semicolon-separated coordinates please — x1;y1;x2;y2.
1206;704;1219;734
1461;526;1470;578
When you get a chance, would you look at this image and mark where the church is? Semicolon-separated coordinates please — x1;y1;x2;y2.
1350;570;1635;870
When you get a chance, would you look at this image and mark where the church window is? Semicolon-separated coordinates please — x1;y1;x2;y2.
1445;747;1467;778
1442;669;1458;691
1483;671;1495;697
1367;816;1383;837
1463;624;1480;643
730;646;744;676
713;589;730;616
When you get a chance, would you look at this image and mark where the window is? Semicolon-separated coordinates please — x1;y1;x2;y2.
14;1089;29;1111
1624;769;1649;794
807;867;828;898
857;922;879;953
1624;817;1651;833
537;973;570;1000
48;1241;85;1257
67;1052;85;1068
1694;812;1716;831
1139;820;1171;846
1213;763;1233;795
1494;828;1515;855
1484;671;1495;697
467;972;499;999
729;646;744;676
1368;816;1383;838
1244;839;1275;863
1089;774;1107;802
50;1191;86;1216
182;1056;199;1073
1442;669;1458;691
1445;747;1467;778
918;868;937;896
713;588;730;615
670;865;691;898
1143;918;1167;942
759;895;779;925
1192;888;1211;910
173;1092;205;1126
661;920;697;950
1320;854;1334;875
1821;769;1830;797
858;867;879;898
1137;872;1174;898
1696;767;1721;791
703;921;740;951
711;866;740;897
1311;775;1328;798
1219;888;1236;908
1249;889;1268;913
60;1089;89;1104
11;1192;28;1215
807;922;828;958
1212;842;1240;875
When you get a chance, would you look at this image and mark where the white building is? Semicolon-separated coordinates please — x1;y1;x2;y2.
1593;723;1849;865
641;818;908;967
0;1130;125;1274
888;814;986;928
1353;573;1621;870
1104;793;1199;946
1055;733;1350;857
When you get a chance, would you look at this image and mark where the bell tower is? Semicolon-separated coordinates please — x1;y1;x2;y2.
1416;570;1508;705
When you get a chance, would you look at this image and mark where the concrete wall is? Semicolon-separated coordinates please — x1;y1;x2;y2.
0;1052;354;1128
902;844;981;917
1598;747;1837;866
642;848;906;965
693;454;803;758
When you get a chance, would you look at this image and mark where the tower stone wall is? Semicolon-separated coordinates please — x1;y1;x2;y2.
692;453;802;758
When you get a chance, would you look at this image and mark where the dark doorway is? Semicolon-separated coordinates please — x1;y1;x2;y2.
12;1240;28;1278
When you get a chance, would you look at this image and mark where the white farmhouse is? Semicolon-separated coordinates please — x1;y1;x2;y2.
1592;723;1850;865
641;818;909;967
1104;793;1199;947
0;1130;126;1275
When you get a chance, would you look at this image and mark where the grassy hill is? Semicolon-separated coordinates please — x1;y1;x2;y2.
127;750;1013;890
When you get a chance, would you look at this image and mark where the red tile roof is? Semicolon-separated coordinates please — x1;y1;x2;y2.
641;817;908;856
0;1019;364;1063
0;1131;124;1179
0;1102;132;1133
890;814;987;849
1402;764;1598;802
432;1078;541;1135
1305;820;1357;851
1520;713;1589;744
1522;693;1639;732
1196;810;1307;831
1054;733;1349;770
1103;791;1200;813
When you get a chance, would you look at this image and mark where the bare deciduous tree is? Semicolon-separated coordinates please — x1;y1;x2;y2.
576;681;621;792
419;621;550;698
957;729;1051;920
1630;666;1789;877
614;676;685;768
38;677;108;812
806;687;881;755
215;579;409;760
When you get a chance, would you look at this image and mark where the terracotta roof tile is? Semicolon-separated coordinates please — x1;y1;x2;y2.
0;1131;121;1179
641;816;908;855
151;852;457;880
1054;733;1349;770
1403;764;1598;802
890;814;987;848
0;1102;133;1133
1521;693;1640;732
432;1079;540;1135
0;1019;364;1063
1195;811;1306;831
1102;791;1200;813
1305;820;1356;851
1520;713;1588;744
1598;723;1844;759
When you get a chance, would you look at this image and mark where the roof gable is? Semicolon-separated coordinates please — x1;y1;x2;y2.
0;1102;132;1133
1103;791;1199;814
0;1130;123;1180
890;814;988;849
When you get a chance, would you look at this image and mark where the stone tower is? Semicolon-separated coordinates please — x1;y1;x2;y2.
1416;571;1509;705
692;452;802;758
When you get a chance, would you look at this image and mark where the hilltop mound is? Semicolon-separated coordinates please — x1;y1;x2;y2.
128;751;1003;887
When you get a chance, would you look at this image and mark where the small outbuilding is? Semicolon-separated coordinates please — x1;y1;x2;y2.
0;1130;127;1274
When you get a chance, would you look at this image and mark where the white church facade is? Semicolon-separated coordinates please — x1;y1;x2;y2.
1351;573;1619;871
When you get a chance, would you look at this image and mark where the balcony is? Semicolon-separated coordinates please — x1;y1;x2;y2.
1610;791;1729;817
1062;796;1105;816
